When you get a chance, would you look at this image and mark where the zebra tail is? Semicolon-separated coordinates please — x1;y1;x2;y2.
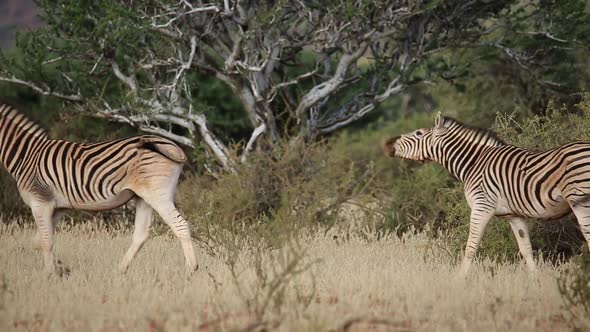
140;137;187;163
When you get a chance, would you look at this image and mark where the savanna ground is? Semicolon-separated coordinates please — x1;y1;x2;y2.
1;219;588;332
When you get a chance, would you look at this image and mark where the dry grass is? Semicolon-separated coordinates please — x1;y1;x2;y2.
0;220;579;332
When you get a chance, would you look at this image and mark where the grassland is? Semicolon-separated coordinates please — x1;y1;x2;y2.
0;220;586;332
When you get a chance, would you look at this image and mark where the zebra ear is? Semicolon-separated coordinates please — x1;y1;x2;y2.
435;112;443;128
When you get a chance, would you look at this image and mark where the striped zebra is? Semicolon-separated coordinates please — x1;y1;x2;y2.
384;113;590;274
0;104;197;275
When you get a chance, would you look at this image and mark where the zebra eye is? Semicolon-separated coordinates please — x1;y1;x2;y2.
415;130;423;137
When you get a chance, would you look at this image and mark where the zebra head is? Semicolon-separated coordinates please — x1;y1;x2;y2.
383;112;449;161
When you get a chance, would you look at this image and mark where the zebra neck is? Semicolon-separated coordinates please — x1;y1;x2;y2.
434;141;493;182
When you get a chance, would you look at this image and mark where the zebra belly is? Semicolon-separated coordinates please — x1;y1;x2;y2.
532;199;572;220
54;189;135;211
494;195;571;220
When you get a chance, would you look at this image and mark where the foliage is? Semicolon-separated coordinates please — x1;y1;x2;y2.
177;139;383;249
429;0;590;116
495;97;590;149
0;167;27;219
2;0;590;170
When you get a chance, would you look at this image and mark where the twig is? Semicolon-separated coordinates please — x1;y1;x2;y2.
517;31;568;43
152;5;220;28
0;75;83;101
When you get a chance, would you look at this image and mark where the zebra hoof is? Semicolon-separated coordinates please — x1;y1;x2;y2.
185;263;198;277
55;260;71;278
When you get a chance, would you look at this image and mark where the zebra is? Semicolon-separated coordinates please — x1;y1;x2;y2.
0;104;197;275
383;112;590;274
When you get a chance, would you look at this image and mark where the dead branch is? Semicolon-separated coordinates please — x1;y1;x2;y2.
241;123;267;163
0;75;83;102
111;62;138;95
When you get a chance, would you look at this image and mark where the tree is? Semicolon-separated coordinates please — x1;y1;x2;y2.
0;0;588;172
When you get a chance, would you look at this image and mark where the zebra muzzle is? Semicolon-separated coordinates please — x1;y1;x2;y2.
383;136;400;157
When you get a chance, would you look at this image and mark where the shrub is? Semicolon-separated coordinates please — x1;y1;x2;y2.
177;140;383;250
0;167;28;219
331;112;456;235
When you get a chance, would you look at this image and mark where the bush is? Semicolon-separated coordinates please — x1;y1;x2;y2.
0;167;28;219
177;140;384;250
330;112;456;235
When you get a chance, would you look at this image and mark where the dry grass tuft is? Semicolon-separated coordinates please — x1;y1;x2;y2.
0;221;583;331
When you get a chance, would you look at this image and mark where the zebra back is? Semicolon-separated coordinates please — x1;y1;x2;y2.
0;104;49;176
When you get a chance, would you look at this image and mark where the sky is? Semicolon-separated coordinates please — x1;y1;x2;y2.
0;0;42;49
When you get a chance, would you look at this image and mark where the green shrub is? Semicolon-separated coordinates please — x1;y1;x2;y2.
177;140;383;250
0;167;28;219
330;112;456;235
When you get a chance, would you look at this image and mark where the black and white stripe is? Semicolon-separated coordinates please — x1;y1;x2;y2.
384;112;590;274
0;104;197;275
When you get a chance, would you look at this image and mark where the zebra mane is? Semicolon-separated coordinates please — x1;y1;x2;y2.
441;116;506;146
0;104;48;139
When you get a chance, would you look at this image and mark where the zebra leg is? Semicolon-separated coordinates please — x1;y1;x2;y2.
30;201;60;275
508;217;536;271
32;209;65;251
118;198;153;272
459;207;494;275
141;197;198;273
568;200;590;251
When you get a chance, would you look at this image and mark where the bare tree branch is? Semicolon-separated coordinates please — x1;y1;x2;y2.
269;64;320;102
241;123;267;163
295;38;373;122
5;0;575;173
189;113;236;173
0;75;83;101
111;62;138;95
152;5;220;28
92;107;195;146
517;31;568;43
